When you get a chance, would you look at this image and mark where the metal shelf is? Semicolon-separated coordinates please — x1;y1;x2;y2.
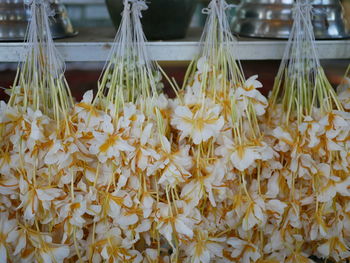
0;27;350;62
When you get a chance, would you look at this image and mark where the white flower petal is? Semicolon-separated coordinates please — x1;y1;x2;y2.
266;173;279;198
266;200;287;215
175;218;193;238
136;220;151;233
158;223;173;246
117;213;138;226
14;235;26;255
231;147;260;171
317;184;336;203
207;242;224;257
82;90;93;103
199;250;211;263
336;177;350;197
51;246;70;263
0;244;7;263
317;242;330;257
141;123;153;146
36;188;61;201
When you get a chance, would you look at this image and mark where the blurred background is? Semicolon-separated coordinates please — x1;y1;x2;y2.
0;0;350;101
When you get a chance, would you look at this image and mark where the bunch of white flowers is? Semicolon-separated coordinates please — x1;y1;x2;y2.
261;1;350;262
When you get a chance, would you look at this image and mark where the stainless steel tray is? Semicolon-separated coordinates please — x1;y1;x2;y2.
232;0;350;39
0;0;77;41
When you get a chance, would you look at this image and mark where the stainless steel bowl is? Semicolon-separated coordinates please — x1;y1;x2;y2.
241;0;339;5
232;0;350;39
0;0;77;41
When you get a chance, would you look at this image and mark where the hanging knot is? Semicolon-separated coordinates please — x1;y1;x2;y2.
293;0;313;19
122;0;132;14
25;0;55;17
202;0;235;15
202;0;215;15
202;7;211;15
130;0;148;18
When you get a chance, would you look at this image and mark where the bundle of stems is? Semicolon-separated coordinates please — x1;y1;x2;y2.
95;0;161;117
269;0;342;126
182;0;262;145
9;0;73;131
264;1;350;261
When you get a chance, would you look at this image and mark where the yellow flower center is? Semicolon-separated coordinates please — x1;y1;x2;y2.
99;134;120;153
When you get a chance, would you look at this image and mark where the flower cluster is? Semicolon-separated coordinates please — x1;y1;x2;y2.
259;1;350;262
262;103;350;263
0;102;73;263
5;62;348;263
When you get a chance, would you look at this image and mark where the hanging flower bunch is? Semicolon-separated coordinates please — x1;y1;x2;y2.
167;0;284;261
68;0;176;262
0;0;76;262
1;0;171;261
265;0;350;262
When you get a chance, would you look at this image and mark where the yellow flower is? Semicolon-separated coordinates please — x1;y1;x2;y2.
18;177;62;222
0;212;17;263
171;104;224;145
317;235;350;261
185;230;225;263
89;131;135;163
95;227;142;263
227;237;261;263
242;198;266;231
75;90;102;128
37;244;70;263
235;75;268;117
157;201;200;247
216;136;269;172
158;136;193;187
317;177;350;203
